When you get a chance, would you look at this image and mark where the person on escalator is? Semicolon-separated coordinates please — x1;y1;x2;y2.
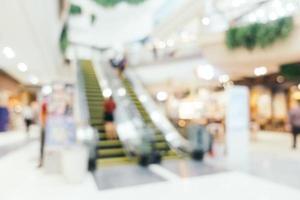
104;96;117;139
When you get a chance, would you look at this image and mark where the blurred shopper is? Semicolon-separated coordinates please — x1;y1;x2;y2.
288;100;300;149
23;104;34;136
0;105;9;132
38;100;48;167
104;96;117;139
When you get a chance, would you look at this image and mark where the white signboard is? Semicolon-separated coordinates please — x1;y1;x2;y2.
226;86;250;169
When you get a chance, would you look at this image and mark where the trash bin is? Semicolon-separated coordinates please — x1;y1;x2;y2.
61;145;89;184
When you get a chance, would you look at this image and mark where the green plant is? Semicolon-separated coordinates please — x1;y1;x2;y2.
280;62;300;80
69;4;82;15
60;25;68;53
94;0;146;7
226;17;294;50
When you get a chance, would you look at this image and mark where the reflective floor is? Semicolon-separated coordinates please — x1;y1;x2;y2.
1;131;300;200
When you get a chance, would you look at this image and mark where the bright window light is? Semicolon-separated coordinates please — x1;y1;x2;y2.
197;64;215;80
17;63;28;72
156;91;168;102
254;66;268;76
3;46;15;59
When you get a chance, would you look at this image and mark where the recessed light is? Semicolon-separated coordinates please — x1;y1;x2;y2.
117;88;126;97
42;85;52;95
17;63;28;72
254;66;267;76
29;75;39;85
103;88;112;98
156;91;168;102
197;64;215;80
202;17;210;26
3;46;15;59
219;74;230;83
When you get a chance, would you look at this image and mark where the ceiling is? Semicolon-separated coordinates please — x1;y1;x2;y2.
68;0;187;48
0;0;64;85
1;0;299;87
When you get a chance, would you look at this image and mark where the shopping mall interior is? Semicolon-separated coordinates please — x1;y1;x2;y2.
1;0;300;199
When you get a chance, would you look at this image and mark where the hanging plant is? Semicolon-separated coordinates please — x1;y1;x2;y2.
60;24;68;54
94;0;146;7
69;4;82;15
226;16;294;50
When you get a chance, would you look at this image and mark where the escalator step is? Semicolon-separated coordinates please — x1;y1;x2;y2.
98;140;122;149
98;148;126;158
155;142;169;150
97;157;134;167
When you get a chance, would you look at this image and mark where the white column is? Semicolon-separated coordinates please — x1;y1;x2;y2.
226;86;250;169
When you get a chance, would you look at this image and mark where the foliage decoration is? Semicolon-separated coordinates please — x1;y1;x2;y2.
60;24;68;54
226;17;294;50
69;4;82;15
280;62;300;80
94;0;146;7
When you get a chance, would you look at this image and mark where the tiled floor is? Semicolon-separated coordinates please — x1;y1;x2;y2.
2;131;300;200
94;165;165;190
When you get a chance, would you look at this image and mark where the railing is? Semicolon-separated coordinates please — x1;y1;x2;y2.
91;54;151;159
74;59;98;171
125;70;191;155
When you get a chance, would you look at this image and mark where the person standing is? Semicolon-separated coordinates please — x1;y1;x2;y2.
288;100;300;149
38;100;48;167
104;96;117;139
23;104;34;136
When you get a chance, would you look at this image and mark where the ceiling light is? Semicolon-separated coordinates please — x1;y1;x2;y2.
3;46;15;59
17;63;28;72
156;91;168;102
197;64;215;80
103;88;112;98
219;74;230;83
42;85;52;95
166;39;175;47
29;75;39;85
276;76;285;83
139;95;148;103
254;66;267;76
202;17;210;26
156;41;166;49
117;88;126;97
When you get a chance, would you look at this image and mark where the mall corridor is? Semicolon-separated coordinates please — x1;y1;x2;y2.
1;0;300;199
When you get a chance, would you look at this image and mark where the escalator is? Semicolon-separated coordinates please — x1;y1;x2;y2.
122;77;178;159
80;60;132;167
